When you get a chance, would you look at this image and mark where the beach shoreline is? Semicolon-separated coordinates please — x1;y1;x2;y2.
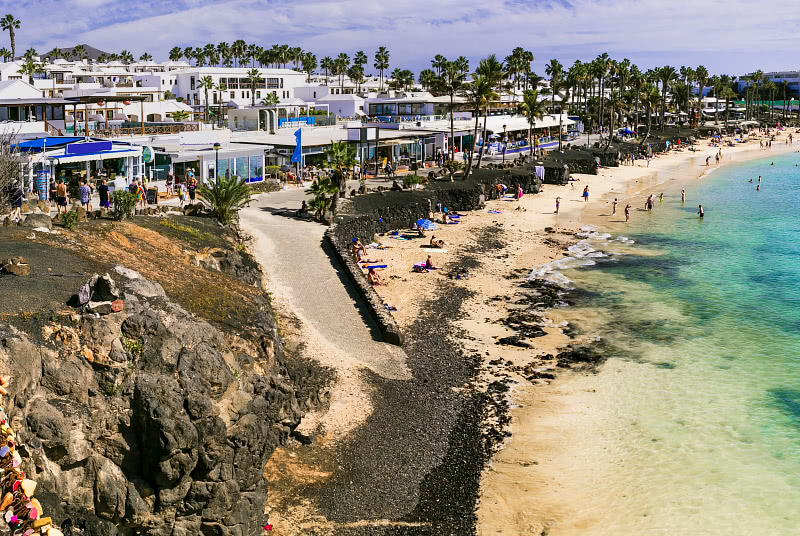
475;130;800;535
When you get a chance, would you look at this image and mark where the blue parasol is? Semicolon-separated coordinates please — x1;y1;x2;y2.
416;219;437;230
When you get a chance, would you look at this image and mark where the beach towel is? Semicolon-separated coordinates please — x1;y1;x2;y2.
488;210;502;214
534;166;545;181
364;265;388;269
423;249;448;253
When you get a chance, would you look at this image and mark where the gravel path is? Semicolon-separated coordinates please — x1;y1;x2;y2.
240;185;409;381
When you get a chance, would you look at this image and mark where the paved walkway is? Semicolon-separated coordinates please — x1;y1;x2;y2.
240;184;409;381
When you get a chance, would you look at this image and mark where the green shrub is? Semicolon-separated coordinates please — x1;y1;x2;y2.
61;207;80;230
402;175;422;189
112;190;138;221
197;175;253;225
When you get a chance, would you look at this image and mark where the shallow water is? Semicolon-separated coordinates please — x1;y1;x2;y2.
540;152;800;535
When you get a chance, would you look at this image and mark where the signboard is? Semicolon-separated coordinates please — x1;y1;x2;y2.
141;146;153;164
66;141;113;155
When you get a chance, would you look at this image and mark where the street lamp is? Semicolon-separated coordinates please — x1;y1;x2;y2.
213;142;221;184
502;124;507;164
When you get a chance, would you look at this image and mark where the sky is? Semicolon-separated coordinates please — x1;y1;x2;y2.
1;0;798;77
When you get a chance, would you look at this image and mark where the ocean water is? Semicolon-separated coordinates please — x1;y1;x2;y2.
539;152;800;535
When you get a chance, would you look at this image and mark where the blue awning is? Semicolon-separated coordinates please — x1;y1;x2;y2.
14;137;84;152
49;149;138;160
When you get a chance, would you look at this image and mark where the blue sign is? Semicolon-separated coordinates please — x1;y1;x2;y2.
290;129;302;163
66;141;113;155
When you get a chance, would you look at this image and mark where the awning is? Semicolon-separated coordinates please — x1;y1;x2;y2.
47;148;141;164
14;136;83;152
381;138;418;146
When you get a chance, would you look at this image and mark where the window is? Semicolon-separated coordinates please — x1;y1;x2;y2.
266;78;280;89
213;93;218;104
0;107;7;122
249;155;263;182
256;91;261;99
190;76;195;90
313;91;316;99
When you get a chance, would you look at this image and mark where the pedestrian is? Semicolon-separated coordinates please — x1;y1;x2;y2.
55;179;68;215
98;179;110;209
698;204;704;218
706;156;711;166
188;176;197;203
659;192;664;205
79;180;92;212
166;173;174;196
9;182;23;222
582;185;589;202
177;182;186;207
681;189;686;203
555;196;560;214
612;198;618;215
625;204;631;222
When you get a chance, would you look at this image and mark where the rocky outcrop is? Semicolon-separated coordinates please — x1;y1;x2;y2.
0;266;325;535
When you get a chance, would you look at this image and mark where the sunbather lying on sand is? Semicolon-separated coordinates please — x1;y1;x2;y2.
429;235;445;248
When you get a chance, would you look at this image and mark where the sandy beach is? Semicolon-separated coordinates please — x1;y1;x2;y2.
362;131;800;535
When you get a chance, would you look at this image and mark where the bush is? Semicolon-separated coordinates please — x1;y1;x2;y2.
61;207;80;230
197;175;252;225
402;175;422;189
112;190;137;221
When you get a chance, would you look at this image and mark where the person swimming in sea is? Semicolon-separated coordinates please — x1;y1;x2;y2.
698;204;704;218
659;193;664;204
757;184;761;191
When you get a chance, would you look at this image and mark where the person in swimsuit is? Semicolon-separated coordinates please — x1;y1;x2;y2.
555;197;560;214
583;185;589;202
625;204;631;222
681;189;685;203
756;184;761;191
659;193;664;204
367;268;383;286
612;198;618;215
698;204;704;218
425;255;436;270
55;180;68;214
430;235;445;248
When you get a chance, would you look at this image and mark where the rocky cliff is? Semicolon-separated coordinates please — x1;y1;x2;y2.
0;217;329;536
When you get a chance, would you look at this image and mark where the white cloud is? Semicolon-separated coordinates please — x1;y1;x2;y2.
0;0;797;75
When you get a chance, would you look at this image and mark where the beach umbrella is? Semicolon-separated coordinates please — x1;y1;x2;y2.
488;133;501;139
416;219;437;230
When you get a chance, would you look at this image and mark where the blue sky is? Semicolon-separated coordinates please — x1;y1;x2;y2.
1;0;798;77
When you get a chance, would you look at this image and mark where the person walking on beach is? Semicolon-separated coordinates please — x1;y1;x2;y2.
582;185;589;202
98;179;110;209
659;193;664;205
681;189;686;204
55;179;68;215
625;204;631;222
698;204;704;218
715;153;720;165
612;198;618;215
705;156;711;166
555;197;560;214
79;180;92;212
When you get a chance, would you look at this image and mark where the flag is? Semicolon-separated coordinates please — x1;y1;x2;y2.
291;128;302;163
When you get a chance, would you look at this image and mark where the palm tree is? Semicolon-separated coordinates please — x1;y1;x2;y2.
231;40;246;67
302;52;317;83
197;174;252;225
169;46;183;62
246;68;260;107
639;84;660;148
521;89;546;156
545;59;565;149
120;50;134;65
320;56;333;86
418;69;436;91
433;57;469;161
779;80;790;120
171;110;190;122
199;75;214;121
353;50;368;69
335;52;350;90
694;65;708;123
722;86;736;129
463;75;497;178
348;64;365;92
374;47;390;91
325;140;357;201
0;14;20;60
593;53;611;128
656;65;676;130
215;81;227;127
260;92;279;106
307;178;339;222
217;42;230;67
203;43;218;67
431;54;447;75
0;47;10;63
474;54;505;169
19;58;43;84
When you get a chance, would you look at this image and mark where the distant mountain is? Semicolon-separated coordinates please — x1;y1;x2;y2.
41;44;110;61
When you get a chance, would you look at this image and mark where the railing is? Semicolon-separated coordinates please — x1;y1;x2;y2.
78;123;199;138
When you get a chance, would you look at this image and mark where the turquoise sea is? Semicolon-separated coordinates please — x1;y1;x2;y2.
540;150;800;534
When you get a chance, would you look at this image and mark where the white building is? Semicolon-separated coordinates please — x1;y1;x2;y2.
314;94;364;119
170;67;306;109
